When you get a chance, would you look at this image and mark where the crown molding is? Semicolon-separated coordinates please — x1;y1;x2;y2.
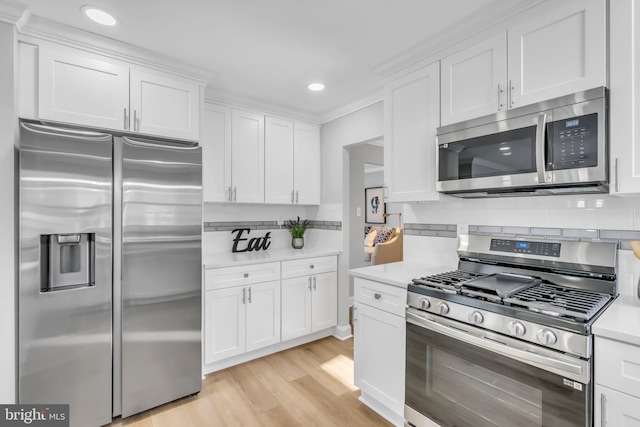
0;0;28;27
320;90;383;124
204;90;322;124
373;0;545;80
17;14;214;85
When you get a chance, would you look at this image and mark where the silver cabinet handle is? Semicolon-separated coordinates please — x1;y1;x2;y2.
353;306;358;322
291;190;294;204
308;277;312;291
310;264;314;269
601;393;607;426
313;276;317;291
498;84;504;110
133;110;138;132
243;273;249;278
295;190;299;204
615;158;620;193
124;108;128;130
509;80;514;107
233;187;237;202
242;287;246;304
248;286;252;303
228;187;232;202
374;293;382;300
535;113;548;184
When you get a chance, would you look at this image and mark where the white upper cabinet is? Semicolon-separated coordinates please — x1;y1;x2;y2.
384;61;440;203
29;44;202;141
232;109;265;203
507;0;605;109
441;32;507;126
265;116;295;204
38;47;130;131
293;122;321;205
609;0;640;195
265;118;320;205
201;103;232;202
129;69;200;141
441;0;605;126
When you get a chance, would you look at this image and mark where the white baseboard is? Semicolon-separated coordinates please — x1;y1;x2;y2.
333;324;353;340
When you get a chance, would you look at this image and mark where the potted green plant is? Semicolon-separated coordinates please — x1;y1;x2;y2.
285;216;310;249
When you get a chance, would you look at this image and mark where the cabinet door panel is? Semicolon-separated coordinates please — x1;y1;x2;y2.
130;69;200;141
508;0;605;108
281;277;312;341
204;288;245;364
353;303;405;415
246;281;281;352
265;117;294;204
202;103;232;202
595;385;640;427
384;62;440;202
441;32;507;126
311;272;337;332
232;109;265;203
293;122;321;205
38;47;129;130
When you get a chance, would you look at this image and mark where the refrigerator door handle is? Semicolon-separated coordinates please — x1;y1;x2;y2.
122;136;199;150
21;122;111;141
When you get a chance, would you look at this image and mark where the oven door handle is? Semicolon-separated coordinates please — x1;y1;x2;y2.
406;310;589;384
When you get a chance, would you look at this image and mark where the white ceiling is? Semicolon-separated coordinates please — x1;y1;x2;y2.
12;0;531;121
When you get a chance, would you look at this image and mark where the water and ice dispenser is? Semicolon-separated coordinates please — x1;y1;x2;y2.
40;233;95;292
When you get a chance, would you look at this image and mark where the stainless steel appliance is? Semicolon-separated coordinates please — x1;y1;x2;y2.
18;122;202;427
405;234;617;427
436;87;608;197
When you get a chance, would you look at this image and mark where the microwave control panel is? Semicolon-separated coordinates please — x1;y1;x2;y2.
548;112;598;170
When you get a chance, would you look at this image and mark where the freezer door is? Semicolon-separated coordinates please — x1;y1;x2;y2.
119;136;202;418
18;122;113;427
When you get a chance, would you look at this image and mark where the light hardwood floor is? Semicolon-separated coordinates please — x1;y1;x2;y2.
110;337;392;427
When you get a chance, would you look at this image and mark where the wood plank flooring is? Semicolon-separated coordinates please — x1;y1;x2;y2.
109;337;392;427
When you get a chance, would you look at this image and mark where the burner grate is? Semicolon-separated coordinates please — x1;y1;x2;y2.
504;283;612;321
412;270;485;291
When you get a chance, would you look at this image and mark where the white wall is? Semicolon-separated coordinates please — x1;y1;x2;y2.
320;100;383;327
0;21;17;403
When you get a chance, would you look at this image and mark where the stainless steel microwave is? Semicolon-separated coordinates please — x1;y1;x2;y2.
436;87;608;198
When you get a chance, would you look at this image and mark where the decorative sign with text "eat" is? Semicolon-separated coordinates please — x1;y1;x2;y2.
231;228;272;253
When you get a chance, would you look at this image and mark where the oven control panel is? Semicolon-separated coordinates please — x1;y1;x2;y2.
490;239;561;257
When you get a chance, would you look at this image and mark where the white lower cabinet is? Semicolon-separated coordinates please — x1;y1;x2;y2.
281;258;338;342
353;277;406;426
204;255;338;370
595;337;640;426
205;280;280;364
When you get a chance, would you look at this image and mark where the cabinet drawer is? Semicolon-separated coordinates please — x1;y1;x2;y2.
354;277;406;317
205;262;280;291
595;337;640;398
282;255;337;279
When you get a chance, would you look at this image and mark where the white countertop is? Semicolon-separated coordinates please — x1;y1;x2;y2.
349;261;452;288
203;247;341;268
593;294;640;346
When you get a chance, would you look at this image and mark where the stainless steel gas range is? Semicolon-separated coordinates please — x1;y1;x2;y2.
405;234;618;427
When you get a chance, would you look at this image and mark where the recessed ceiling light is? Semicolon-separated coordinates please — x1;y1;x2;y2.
308;83;325;91
81;5;119;26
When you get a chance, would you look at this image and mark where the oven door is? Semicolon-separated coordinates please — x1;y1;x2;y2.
405;309;591;427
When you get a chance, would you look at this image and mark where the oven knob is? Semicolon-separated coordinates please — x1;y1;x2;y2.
507;321;526;337
436;302;449;315
419;298;431;310
537;329;557;345
468;311;484;325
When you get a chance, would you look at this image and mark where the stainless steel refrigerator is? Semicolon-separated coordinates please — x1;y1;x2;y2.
18;122;202;427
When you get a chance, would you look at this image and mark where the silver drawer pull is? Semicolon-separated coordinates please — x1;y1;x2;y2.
310;264;314;269
374;293;382;300
243;273;249;278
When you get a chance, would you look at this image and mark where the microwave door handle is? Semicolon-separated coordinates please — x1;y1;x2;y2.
535;113;548;184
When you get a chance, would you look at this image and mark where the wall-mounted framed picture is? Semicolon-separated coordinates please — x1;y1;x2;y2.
365;186;385;224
